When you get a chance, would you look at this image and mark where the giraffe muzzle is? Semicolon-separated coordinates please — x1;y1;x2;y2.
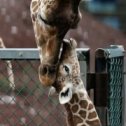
38;64;57;86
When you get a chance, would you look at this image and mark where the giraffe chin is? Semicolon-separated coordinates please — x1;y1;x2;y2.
59;84;73;104
39;74;56;87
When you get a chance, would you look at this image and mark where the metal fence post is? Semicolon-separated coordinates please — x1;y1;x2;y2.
123;57;126;126
95;45;125;126
95;49;108;126
77;48;90;88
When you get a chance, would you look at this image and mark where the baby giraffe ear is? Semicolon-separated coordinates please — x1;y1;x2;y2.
69;38;77;49
59;84;73;104
63;38;77;49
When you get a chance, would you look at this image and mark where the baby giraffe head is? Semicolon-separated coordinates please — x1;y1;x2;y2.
53;38;81;104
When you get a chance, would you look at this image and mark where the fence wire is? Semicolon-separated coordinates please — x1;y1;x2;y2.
0;60;66;126
107;57;124;126
0;48;89;126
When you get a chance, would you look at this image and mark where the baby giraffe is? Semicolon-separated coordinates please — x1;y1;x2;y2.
51;38;101;126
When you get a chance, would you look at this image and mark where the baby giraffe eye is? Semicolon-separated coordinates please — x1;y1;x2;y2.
63;65;69;73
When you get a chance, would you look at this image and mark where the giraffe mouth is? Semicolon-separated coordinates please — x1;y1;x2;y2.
39;14;54;26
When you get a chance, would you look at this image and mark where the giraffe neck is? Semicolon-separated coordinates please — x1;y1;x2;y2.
30;0;64;64
64;87;101;126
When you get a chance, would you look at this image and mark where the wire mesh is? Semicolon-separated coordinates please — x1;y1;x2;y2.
0;60;66;126
107;57;124;126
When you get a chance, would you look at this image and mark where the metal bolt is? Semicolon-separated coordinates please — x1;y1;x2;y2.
19;52;23;57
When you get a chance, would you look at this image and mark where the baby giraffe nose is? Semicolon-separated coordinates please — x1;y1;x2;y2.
38;64;57;86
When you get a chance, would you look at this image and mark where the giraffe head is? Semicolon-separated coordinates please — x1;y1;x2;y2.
30;0;82;87
52;38;82;104
37;0;82;29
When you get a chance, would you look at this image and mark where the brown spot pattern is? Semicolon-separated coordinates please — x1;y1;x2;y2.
64;104;74;126
88;111;97;119
70;94;79;104
33;4;39;13
79;110;86;118
70;97;74;104
73;94;79;102
79;100;88;109
32;1;37;9
86;119;101;126
73;115;83;125
88;103;94;110
73;78;81;85
71;105;78;113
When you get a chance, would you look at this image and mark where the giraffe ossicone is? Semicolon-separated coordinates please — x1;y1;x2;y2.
30;0;82;87
53;38;101;126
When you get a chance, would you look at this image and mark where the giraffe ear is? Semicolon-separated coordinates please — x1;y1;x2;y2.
59;84;73;104
63;38;77;49
69;38;77;48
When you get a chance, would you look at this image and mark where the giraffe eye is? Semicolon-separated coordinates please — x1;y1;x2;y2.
63;65;69;73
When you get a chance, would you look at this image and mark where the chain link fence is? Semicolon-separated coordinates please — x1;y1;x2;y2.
0;59;65;126
107;57;124;126
0;48;89;126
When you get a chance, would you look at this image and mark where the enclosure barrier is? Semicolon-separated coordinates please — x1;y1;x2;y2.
0;47;124;126
95;45;125;126
0;48;89;126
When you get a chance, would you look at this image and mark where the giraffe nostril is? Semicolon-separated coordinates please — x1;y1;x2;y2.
49;67;56;74
39;64;57;76
43;66;48;74
39;65;48;75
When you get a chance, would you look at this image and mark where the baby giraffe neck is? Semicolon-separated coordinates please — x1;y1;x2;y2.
64;88;101;126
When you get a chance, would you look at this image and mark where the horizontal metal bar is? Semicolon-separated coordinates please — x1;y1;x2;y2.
0;48;39;60
0;48;90;60
96;45;125;58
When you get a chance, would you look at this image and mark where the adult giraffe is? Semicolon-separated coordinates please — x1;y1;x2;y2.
30;0;82;86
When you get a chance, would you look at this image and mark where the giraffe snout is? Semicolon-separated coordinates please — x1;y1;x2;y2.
38;64;57;86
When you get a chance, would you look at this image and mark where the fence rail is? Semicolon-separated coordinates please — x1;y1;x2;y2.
0;48;89;59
